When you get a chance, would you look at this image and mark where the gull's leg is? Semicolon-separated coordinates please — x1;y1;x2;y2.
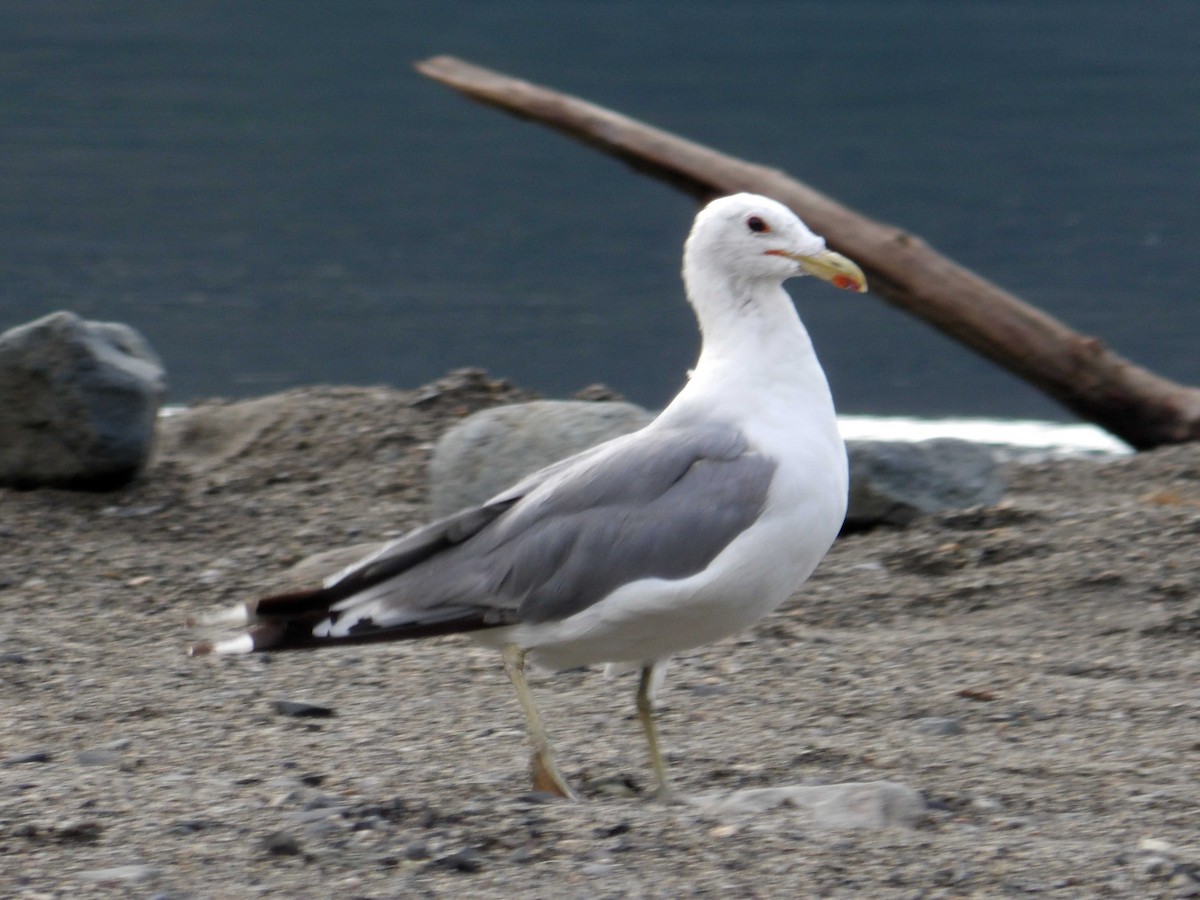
637;663;681;803
501;643;577;800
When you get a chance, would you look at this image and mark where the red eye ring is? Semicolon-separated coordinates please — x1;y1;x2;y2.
746;216;771;234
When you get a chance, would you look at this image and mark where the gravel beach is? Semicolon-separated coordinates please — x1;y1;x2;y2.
2;371;1198;897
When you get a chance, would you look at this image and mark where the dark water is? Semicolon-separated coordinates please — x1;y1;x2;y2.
2;1;1197;419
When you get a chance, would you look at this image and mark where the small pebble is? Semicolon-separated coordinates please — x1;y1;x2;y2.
304;818;343;840
261;830;304;856
1141;855;1177;878
168;819;211;835
1137;837;1176;855
971;796;1003;814
434;847;483;873
914;717;964;736
594;820;632;838
2;750;52;765
76;749;123;766
78;864;158;884
403;839;430;860
51;819;104;842
585;774;639;797
514;791;558;805
272;700;336;718
303;793;340;810
508;846;536;865
285;806;345;825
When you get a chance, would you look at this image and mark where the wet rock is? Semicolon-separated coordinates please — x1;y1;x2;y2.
428;399;655;516
845;439;1007;529
0;311;165;489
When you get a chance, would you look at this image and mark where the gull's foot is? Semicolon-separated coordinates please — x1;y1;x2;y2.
530;749;579;801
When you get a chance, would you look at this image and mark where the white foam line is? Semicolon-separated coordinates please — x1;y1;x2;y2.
161;405;1130;457
838;416;1131;456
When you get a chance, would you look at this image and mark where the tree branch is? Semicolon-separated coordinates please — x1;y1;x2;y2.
416;55;1200;449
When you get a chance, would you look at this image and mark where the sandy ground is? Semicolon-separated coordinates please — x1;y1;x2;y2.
2;371;1199;898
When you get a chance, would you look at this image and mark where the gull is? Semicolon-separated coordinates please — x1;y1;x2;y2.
190;193;867;801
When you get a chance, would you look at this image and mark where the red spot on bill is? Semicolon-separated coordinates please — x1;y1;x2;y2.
832;274;861;291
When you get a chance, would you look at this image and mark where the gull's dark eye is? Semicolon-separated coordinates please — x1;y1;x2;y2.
746;216;770;234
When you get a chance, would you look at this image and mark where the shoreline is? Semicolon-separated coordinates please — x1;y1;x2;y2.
160;386;1133;459
2;376;1197;896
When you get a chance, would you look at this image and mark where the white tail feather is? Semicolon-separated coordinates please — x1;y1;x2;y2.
190;603;252;628
201;633;255;655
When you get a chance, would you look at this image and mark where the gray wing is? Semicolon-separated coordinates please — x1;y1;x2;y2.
318;419;776;637
319;435;624;593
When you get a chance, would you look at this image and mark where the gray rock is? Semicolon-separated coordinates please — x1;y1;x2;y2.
845;438;1006;529
0;311;165;489
428;400;654;517
693;781;925;828
428;402;1005;533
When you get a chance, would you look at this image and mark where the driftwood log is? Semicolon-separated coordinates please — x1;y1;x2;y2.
416;55;1200;450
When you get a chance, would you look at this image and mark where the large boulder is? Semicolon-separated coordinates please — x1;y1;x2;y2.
845;438;1006;529
0;311;166;489
428;399;654;517
429;401;1007;528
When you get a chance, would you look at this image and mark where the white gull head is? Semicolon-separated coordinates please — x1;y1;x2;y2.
683;193;867;292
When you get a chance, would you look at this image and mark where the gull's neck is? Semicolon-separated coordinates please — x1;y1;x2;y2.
669;258;836;427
